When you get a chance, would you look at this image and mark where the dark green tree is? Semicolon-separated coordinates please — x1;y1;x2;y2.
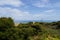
0;17;14;32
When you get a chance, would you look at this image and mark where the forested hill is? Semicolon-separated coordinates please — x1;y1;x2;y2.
0;17;60;40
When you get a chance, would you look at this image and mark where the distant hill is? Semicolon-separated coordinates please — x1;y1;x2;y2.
14;20;58;23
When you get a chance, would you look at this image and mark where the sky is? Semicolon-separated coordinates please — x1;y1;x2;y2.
0;0;60;21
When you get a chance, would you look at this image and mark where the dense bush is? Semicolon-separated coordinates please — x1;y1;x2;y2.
0;17;60;40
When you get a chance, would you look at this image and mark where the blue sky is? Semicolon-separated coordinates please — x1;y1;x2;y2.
0;0;60;21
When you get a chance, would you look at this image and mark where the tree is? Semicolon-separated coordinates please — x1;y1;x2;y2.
0;17;14;32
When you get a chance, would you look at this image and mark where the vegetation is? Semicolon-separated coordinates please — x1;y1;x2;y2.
0;17;60;40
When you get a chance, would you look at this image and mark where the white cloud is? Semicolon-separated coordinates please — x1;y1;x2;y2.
0;7;60;21
44;9;54;13
0;0;24;7
32;0;50;7
33;2;45;7
33;13;60;20
53;2;60;7
32;0;60;8
0;0;60;21
41;0;49;2
0;7;32;20
32;9;60;20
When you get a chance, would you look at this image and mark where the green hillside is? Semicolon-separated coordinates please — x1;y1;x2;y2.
0;17;60;40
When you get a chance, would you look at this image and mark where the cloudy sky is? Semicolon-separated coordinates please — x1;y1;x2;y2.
0;0;60;21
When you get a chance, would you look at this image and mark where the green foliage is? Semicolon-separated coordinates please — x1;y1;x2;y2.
0;17;14;32
0;17;60;40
